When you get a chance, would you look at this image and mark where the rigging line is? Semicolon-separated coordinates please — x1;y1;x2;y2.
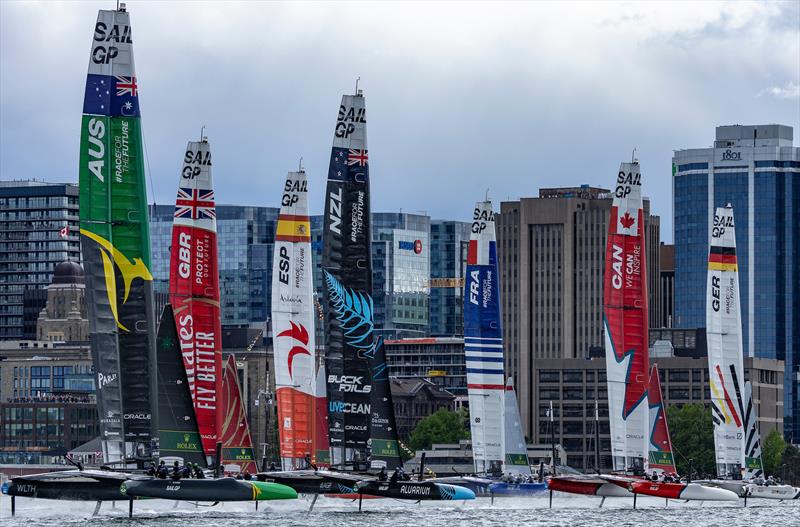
140;117;157;208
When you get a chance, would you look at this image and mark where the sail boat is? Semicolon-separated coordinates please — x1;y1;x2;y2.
271;169;319;470
168;136;222;461
464;200;505;475
704;204;746;482
321;89;374;470
602;161;650;474
4;4;156;505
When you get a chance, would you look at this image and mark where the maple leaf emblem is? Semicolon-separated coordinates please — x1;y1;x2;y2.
620;211;635;229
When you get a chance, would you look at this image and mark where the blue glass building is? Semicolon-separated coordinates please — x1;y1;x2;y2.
672;124;799;440
429;220;471;337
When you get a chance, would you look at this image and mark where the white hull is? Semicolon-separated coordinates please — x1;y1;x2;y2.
745;484;800;500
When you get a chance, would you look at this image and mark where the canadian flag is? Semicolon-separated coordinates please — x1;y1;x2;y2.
59;225;69;238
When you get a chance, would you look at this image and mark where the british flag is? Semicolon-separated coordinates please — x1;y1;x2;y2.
174;187;216;220
115;76;138;96
346;148;368;167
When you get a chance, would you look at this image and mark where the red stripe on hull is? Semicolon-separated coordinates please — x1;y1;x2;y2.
278;214;310;221
275;234;311;242
708;253;738;264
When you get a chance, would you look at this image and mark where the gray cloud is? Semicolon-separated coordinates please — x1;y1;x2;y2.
1;1;798;243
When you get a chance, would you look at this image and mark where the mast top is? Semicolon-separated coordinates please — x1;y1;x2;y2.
200;125;207;143
118;2;127;12
299;157;304;172
355;76;362;96
631;148;639;164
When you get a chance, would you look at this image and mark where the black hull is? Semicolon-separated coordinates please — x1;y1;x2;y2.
4;479;128;501
257;470;366;495
121;477;296;501
355;480;474;501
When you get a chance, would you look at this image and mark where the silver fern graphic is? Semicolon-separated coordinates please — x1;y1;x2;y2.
324;269;375;353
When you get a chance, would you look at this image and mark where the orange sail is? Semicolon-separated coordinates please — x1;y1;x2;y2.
219;355;257;474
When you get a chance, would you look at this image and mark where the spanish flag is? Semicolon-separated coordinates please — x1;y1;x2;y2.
276;214;310;242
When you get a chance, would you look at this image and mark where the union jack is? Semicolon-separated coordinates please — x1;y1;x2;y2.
347;148;368;167
115;76;138;96
174;187;216;220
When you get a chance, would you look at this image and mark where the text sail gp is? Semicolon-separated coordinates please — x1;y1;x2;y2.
79;5;157;463
322;89;375;467
168;137;222;458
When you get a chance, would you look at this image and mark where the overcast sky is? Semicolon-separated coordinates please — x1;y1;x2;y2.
1;1;798;241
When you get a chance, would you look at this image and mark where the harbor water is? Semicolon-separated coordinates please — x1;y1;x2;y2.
2;494;797;526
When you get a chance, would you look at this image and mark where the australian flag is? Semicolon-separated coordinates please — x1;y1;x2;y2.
83;74;140;117
328;147;369;183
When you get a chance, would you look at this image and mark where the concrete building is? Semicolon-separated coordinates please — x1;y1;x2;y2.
496;185;660;433
659;244;675;328
385;337;466;396
530;353;784;471
429;220;471;337
672;124;799;439
35;261;88;342
0;340;95;463
389;378;456;440
0;181;81;339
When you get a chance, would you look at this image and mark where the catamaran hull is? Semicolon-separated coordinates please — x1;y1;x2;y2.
121;478;297;501
695;479;746;497
745;484;800;500
488;481;548;496
430;476;493;497
1;470;139;501
547;476;631;497
630;481;738;501
256;470;358;495
355;481;475;501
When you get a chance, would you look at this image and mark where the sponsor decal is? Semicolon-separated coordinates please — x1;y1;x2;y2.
98;371;118;388
327;375;371;394
329;400;371;414
712;213;734;238
176;313;217;410
400;484;431;496
79;228;153;331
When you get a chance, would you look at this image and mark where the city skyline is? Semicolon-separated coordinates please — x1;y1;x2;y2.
1;1;797;242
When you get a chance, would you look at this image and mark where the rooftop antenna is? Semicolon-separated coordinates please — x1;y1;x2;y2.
299;157;304;171
200;125;206;142
355;76;362;96
631;148;638;163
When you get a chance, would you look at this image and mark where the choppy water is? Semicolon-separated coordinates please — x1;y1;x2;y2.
1;494;797;526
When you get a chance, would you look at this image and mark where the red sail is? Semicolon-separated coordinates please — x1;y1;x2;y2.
647;365;676;474
219;355;257;474
168;139;222;456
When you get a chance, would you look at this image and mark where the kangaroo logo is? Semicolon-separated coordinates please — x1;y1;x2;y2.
80;229;153;331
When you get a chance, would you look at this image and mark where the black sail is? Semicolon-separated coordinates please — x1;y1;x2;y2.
156;304;206;466
369;337;403;469
322;92;373;463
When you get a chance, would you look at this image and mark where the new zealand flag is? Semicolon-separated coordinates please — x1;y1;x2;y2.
328;147;369;182
83;74;140;117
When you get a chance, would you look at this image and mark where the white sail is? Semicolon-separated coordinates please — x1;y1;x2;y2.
742;381;764;480
464;201;505;474
706;205;746;478
503;379;531;475
271;170;317;470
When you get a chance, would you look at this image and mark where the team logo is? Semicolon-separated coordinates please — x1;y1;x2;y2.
80;229;153;331
277;322;311;381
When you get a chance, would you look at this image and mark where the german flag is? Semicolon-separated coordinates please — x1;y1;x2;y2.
276;214;310;242
708;246;737;271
